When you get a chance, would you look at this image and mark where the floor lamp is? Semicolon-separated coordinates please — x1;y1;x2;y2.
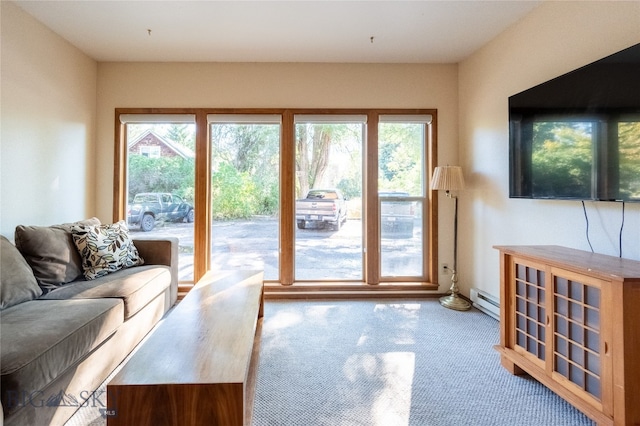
431;166;471;311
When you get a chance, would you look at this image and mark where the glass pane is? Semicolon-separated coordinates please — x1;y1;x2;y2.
556;277;568;296
585;286;600;308
294;121;363;280
586;351;600;376
585;329;600;353
585;373;601;398
378;121;425;278
556;355;568;377
585;307;600;331
531;121;594;199
516;264;526;280
210;120;280;280
126;123;196;281
569;364;585;387
380;198;422;277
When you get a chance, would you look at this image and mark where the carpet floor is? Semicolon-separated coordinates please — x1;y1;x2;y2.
66;299;594;426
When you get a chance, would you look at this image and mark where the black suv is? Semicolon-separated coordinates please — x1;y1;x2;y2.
127;193;194;232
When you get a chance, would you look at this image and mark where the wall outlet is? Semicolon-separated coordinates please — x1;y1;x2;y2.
441;263;449;274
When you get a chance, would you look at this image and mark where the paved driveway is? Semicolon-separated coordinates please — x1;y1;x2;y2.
130;217;421;281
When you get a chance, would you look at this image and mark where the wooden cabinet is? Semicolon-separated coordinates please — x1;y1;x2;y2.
494;246;640;426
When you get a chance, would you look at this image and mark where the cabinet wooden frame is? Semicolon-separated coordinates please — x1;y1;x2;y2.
495;245;640;426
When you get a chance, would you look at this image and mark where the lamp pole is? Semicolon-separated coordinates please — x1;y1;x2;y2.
439;190;471;311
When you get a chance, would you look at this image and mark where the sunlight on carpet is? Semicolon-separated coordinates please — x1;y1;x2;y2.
251;299;594;426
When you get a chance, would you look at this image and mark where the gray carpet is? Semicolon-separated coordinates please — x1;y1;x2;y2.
66;299;594;426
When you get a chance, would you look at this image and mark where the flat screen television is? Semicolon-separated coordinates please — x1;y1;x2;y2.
509;43;640;202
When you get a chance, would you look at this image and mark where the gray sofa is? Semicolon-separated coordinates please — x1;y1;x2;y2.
0;218;178;426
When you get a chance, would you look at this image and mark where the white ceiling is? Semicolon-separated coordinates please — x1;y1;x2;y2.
13;0;542;63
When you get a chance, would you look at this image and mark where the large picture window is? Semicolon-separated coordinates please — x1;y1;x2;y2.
119;114;196;282
378;115;430;279
294;115;365;281
114;109;438;294
209;114;281;281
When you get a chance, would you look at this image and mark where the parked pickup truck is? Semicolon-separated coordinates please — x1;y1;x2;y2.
127;192;195;232
296;189;347;231
380;191;415;238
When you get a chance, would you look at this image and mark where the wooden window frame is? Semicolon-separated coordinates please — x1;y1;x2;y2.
114;108;439;292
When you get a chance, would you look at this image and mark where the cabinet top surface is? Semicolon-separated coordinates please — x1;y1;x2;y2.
494;245;640;281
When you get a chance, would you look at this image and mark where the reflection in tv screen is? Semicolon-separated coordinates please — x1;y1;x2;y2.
531;121;594;199
619;121;640;201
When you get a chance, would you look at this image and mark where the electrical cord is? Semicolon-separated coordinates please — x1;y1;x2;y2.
582;201;594;253
619;201;625;258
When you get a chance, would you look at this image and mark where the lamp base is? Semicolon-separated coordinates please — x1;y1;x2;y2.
439;293;472;311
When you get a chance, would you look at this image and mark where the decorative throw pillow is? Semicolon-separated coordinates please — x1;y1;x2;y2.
71;221;144;280
14;218;101;292
1;235;43;309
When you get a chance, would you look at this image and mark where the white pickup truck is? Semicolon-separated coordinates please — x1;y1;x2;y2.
295;189;347;231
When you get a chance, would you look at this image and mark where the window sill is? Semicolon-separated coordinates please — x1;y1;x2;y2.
264;281;440;299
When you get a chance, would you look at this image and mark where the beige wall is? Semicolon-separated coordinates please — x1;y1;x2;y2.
1;1;97;237
458;1;640;299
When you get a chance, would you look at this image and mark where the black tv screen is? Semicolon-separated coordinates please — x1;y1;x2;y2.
509;43;640;202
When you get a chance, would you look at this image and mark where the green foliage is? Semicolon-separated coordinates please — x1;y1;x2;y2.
336;175;361;199
378;123;423;194
618;121;640;199
295;123;364;198
128;155;195;201
211;162;259;219
531;120;640;200
166;124;195;150
210;123;280;219
531;122;593;198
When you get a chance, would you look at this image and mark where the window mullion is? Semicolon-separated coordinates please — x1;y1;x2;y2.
280;111;295;285
366;112;380;285
193;110;210;282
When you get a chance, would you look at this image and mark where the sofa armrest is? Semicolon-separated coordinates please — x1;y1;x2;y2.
133;237;179;306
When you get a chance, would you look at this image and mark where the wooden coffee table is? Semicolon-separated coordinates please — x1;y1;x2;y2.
106;270;264;426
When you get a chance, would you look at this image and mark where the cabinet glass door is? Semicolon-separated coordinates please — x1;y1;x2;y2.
552;271;602;401
513;260;547;364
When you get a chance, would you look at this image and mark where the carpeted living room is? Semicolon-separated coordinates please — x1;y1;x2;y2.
2;1;639;426
65;299;594;426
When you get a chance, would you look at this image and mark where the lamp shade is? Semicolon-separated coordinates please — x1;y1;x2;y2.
431;166;465;191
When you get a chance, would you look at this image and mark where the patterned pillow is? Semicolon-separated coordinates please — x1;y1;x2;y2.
71;221;144;280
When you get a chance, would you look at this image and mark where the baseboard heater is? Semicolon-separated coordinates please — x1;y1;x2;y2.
470;288;500;320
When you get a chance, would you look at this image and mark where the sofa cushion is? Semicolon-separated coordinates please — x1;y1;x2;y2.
14;218;101;292
0;236;42;309
70;220;144;280
0;298;123;416
39;265;171;319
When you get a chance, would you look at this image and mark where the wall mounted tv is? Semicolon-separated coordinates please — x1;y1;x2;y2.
509;43;640;202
